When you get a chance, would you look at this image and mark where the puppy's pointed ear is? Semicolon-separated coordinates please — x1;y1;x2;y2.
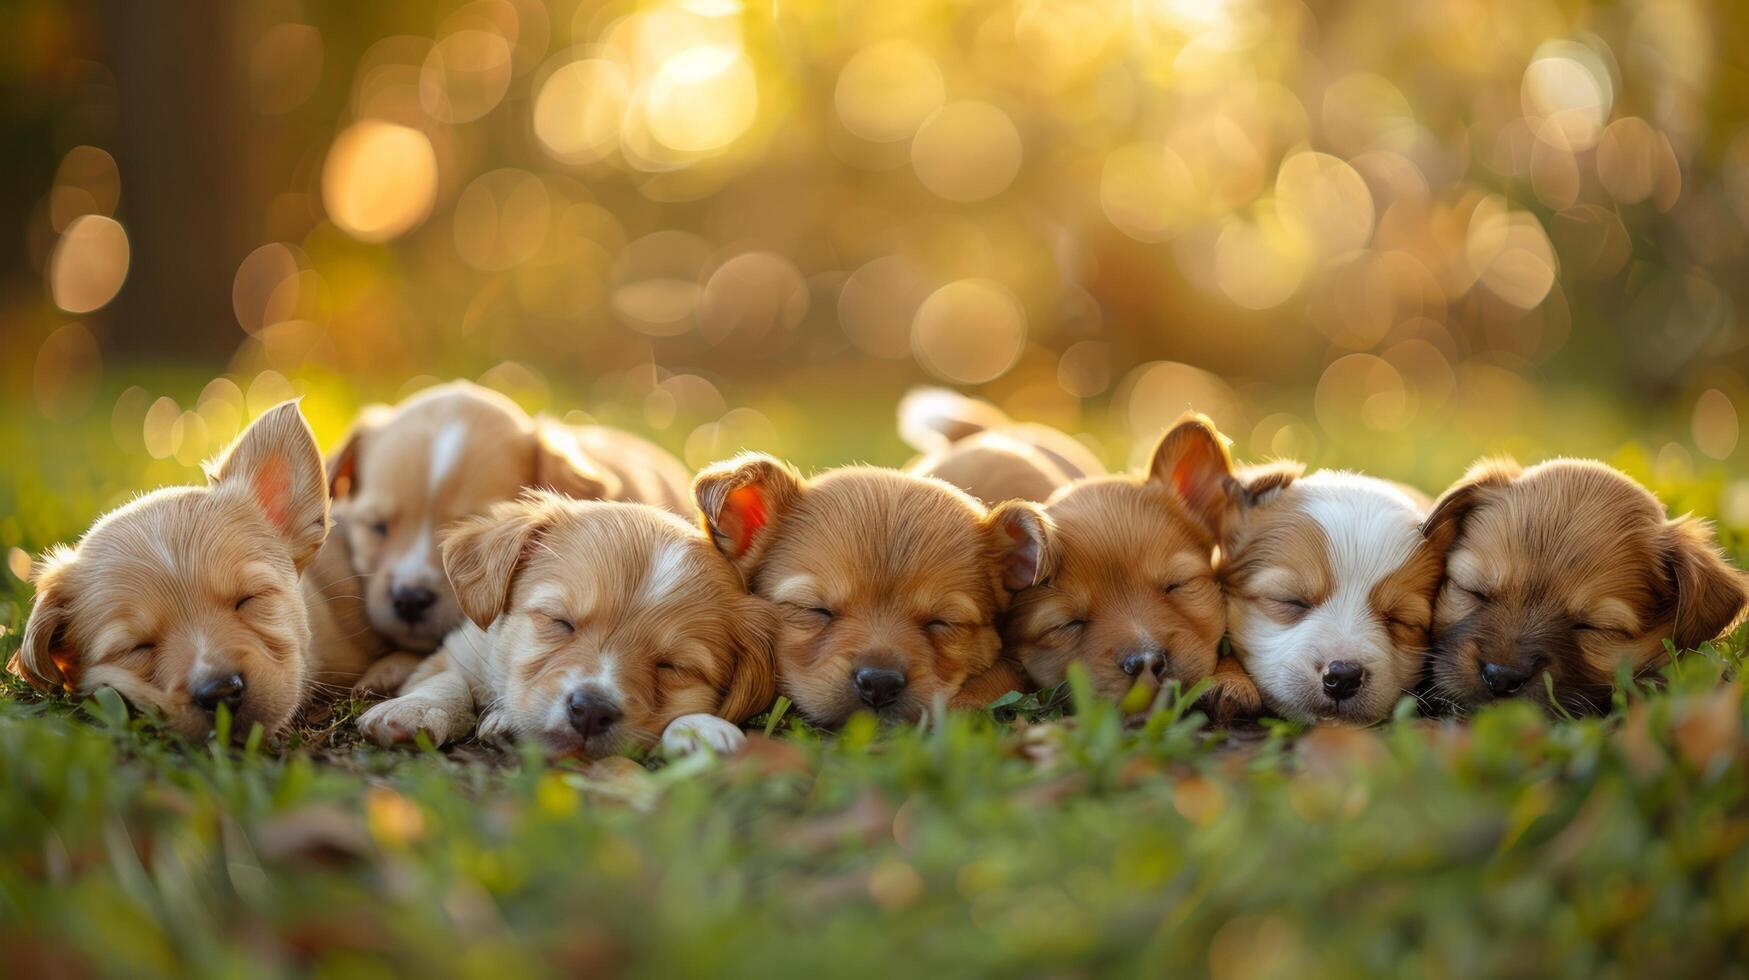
693;453;803;574
985;500;1055;593
441;495;554;630
1147;414;1240;536
11;549;77;692
1422;457;1520;549
531;420;616;501
1663;517;1749;649
718;594;781;723
325;403;392;501
210;401;329;571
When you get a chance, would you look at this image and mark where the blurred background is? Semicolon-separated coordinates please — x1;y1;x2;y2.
4;0;1748;554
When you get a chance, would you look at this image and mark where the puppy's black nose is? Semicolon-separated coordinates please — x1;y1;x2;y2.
391;585;437;624
567;688;622;739
1322;661;1365;701
1481;661;1532;698
1120;649;1167;679
852;667;906;709
192;673;246;715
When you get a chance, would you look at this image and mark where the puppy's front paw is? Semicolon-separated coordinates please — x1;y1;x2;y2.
660;714;746;757
358;697;472;747
476;709;517;745
352;652;423;698
1201;669;1264;725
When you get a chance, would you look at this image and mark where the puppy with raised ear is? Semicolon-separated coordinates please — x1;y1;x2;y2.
357;494;778;757
314;380;692;693
1423;458;1747;714
692;453;1045;728
1200;450;1449;725
903;395;1256;717
10;403;329;739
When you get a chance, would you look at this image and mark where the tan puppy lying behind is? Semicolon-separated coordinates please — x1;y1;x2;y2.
899;391;1255;718
314;380;692;694
900;387;1106;506
358;495;778;757
1423;458;1748;714
692;452;1047;727
11;403;329;739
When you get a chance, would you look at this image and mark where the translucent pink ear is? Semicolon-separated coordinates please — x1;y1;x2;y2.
692;453;803;574
986;500;1055;593
209;401;329;571
1147;414;1238;536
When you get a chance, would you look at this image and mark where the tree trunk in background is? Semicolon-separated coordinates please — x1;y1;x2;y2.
102;0;241;363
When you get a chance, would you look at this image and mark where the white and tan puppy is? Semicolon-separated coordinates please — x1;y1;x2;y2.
315;380;692;693
11;403;329;739
1209;455;1450;725
357;494;778;757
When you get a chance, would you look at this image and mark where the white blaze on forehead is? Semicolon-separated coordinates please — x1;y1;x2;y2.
1297;472;1423;595
641;540;690;602
392;522;437;586
428;419;470;495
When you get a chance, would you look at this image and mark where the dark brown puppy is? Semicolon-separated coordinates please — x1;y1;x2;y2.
1424;457;1747;713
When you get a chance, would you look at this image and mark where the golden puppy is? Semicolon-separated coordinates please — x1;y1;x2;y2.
317;380;691;692
1423;458;1748;713
357;494;777;757
11;403;328;739
692;453;1046;727
1202;452;1450;725
900;387;1106;506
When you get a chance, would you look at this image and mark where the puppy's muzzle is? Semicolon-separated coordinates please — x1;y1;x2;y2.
1120;647;1168;680
390;584;438;625
852;665;907;710
192;671;246;716
567;687;622;739
1321;661;1365;702
1480;659;1543;698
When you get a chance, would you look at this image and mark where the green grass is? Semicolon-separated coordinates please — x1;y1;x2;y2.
3;380;1748;977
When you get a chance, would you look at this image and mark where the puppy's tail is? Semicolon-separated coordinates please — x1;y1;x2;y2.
898;387;1011;454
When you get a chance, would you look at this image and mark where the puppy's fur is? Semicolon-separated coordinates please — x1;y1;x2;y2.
358;494;778;756
693;453;1046;727
1423;458;1748;713
901;394;1248;716
319;380;691;687
1205;453;1450;724
11;403;329;739
900;387;1106;506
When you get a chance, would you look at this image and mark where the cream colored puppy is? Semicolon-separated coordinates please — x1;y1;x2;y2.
315;380;692;694
899;387;1106;506
11;403;328;739
358;495;778;757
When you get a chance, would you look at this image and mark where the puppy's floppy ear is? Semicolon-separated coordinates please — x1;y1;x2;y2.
325;403;392;501
693;452;803;574
1662;517;1749;649
985;499;1055;592
1147;413;1239;535
11;549;77;692
209;401;330;571
440;494;554;630
530;419;618;501
717;594;781;723
1421;457;1520;547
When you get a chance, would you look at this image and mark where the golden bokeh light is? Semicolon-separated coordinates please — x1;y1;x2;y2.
1464;199;1556;310
911;101;1023;203
33;323;101;422
643;46;758;154
142;396;180;460
838;256;929;360
612;230;711;336
48;215;130;314
1693;389;1739;460
1117;361;1242;454
453;169;552;272
1275;151;1374;258
1521;43;1613;152
911;279;1027;385
1315;353;1409;434
697;251;809;347
321;120;439;243
50;146;120;231
1214;202;1313;310
533;59;628;165
250;23;324;115
835;41;945;143
420;27;515;123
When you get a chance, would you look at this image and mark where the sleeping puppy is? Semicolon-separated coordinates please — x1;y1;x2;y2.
1422;458;1748;714
692;453;1047;728
899;386;1106;506
10;403;329;739
900;393;1254;717
1199;452;1450;725
316;380;691;693
356;494;777;757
